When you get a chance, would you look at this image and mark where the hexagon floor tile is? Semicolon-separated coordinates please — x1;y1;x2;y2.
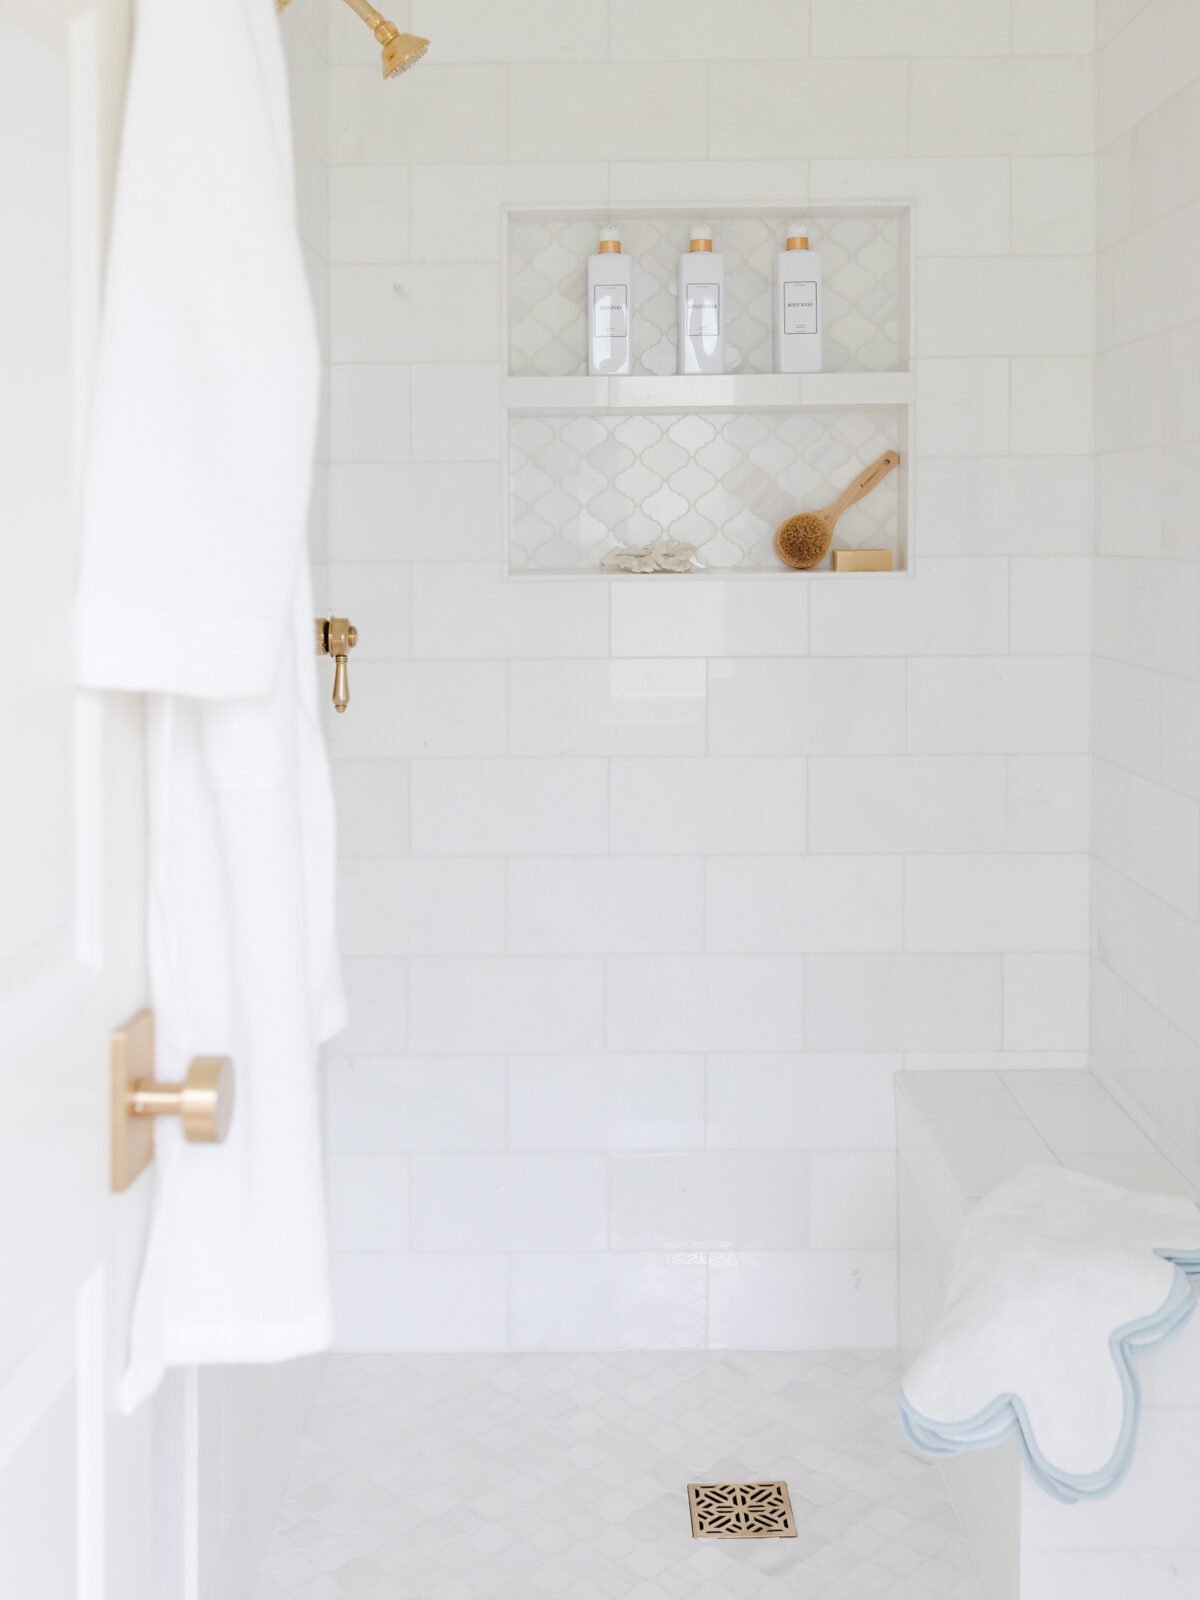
250;1350;983;1600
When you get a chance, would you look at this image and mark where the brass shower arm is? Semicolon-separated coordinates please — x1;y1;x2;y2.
341;0;393;38
276;0;429;79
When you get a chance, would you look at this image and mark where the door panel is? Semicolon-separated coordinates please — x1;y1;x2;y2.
0;1;186;1594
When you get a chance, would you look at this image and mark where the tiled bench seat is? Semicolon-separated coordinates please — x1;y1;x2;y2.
897;1069;1200;1600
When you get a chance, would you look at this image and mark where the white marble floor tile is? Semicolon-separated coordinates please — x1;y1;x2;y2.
251;1350;982;1599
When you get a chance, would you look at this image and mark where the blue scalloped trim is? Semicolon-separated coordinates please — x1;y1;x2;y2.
899;1250;1200;1503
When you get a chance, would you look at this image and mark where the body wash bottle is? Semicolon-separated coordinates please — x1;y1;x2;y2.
587;225;633;376
678;225;725;374
774;222;823;373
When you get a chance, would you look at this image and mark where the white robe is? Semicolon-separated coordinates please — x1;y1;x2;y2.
76;0;343;1410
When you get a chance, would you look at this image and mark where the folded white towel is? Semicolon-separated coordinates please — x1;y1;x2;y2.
900;1164;1200;1501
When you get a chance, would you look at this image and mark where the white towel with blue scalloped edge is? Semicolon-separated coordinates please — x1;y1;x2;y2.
899;1164;1200;1502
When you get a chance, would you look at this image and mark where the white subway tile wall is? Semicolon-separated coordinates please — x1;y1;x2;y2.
310;3;1096;1351
1092;4;1200;1189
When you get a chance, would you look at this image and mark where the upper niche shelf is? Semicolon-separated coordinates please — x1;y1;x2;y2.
504;372;914;413
505;204;911;381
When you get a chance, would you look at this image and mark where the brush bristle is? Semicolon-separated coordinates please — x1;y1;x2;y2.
774;512;830;570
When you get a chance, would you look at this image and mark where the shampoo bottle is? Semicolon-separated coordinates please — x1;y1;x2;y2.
774;223;823;373
677;225;725;375
587;225;634;377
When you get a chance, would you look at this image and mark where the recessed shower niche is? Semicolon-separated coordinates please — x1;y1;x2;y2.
502;203;914;578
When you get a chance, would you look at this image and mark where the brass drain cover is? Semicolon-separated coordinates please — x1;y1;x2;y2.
687;1481;797;1540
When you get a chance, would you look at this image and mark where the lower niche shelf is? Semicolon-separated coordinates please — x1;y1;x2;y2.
506;404;909;577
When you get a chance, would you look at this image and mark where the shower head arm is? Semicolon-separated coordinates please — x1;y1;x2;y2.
339;0;396;46
276;0;429;78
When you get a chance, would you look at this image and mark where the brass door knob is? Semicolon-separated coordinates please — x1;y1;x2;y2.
111;1010;236;1191
315;615;358;713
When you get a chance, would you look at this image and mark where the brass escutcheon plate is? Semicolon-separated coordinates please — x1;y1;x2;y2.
111;1009;157;1193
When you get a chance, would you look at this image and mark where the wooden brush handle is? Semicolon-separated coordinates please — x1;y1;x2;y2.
827;451;900;522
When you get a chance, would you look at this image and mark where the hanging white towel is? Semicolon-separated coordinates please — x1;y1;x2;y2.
900;1165;1200;1502
76;0;343;1410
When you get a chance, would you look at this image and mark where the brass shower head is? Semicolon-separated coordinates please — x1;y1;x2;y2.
341;0;429;78
379;27;430;78
276;0;430;81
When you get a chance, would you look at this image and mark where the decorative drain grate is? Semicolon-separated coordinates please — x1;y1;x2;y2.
687;1481;797;1540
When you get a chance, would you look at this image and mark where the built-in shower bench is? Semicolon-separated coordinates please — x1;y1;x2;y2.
897;1068;1200;1600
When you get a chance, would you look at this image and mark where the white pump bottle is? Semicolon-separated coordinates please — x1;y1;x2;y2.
774;223;823;373
677;225;725;375
586;225;634;376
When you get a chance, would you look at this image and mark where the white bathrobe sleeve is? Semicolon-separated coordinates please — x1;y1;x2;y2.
76;0;320;699
76;0;344;1409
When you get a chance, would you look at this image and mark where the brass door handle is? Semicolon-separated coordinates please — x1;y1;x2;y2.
111;1010;235;1191
315;615;358;713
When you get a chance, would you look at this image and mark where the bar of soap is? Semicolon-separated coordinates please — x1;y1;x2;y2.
831;549;893;572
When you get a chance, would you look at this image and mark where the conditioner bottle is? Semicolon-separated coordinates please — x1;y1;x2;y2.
677;225;725;374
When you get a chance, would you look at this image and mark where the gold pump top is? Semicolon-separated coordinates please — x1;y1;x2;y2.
598;227;622;254
786;233;810;250
689;226;714;252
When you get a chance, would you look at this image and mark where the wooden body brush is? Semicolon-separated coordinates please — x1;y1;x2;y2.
774;451;900;570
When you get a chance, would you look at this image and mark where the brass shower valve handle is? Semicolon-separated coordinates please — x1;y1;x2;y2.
315;615;358;714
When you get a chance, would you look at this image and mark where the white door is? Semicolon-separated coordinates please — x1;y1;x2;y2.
0;1;189;1595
